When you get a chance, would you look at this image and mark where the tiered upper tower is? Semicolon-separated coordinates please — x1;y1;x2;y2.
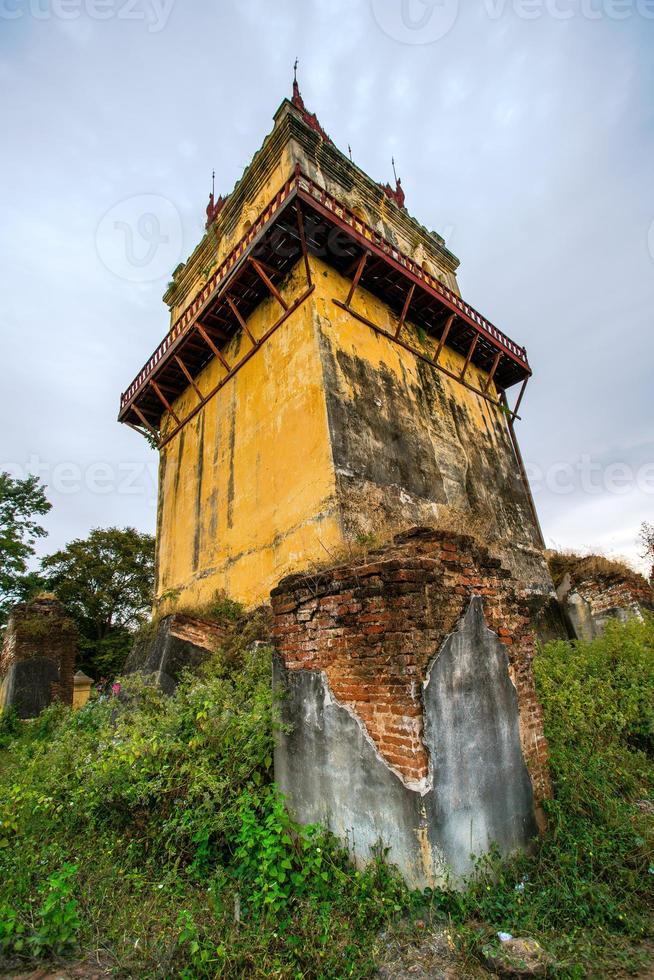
118;83;547;611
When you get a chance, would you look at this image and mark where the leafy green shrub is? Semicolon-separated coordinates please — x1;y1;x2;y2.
176;908;226;978
536;614;654;759
0;707;21;749
234;787;378;920
0;613;652;976
0;905;26;956
30;863;81;956
435;616;654;973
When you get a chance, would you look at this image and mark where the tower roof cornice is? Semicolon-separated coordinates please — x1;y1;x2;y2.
165;92;459;315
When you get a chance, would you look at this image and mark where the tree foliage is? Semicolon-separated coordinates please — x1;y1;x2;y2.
639;521;654;582
41;527;155;678
0;472;51;625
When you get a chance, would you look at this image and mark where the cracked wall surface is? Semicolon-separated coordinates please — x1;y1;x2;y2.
310;261;551;597
272;527;553;800
273;533;545;887
151;99;555;614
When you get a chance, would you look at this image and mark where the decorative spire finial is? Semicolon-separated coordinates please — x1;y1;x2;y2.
348;144;353;161
205;171;228;230
292;57;301;103
378;157;406;210
289;66;333;145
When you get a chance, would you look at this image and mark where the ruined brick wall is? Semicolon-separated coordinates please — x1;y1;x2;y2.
0;595;77;716
271;527;551;804
124;613;230;694
554;563;653;642
573;576;651;621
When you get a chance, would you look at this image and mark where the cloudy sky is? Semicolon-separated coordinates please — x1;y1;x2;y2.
1;0;652;571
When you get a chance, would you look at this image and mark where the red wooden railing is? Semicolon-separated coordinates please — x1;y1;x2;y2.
120;170;528;412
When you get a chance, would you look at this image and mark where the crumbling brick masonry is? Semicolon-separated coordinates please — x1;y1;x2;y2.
0;594;77;718
271;527;553;886
556;569;652;641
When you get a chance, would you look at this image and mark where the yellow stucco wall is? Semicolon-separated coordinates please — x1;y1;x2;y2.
145;99;546;613
312;258;496;427
308;257;546;589
155;252;521;611
155;248;542;611
155;262;342;612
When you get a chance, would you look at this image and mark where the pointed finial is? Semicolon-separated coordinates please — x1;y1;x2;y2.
292;57;302;105
379;158;406;210
211;169;215;197
348;144;353;161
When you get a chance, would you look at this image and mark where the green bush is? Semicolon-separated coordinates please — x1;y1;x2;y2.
0;627;412;976
30;863;81;956
0;706;21;749
0;615;652;976
435;616;654;974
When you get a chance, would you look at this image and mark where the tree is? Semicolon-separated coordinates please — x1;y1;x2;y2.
41;527;155;678
639;522;654;584
0;472;51;625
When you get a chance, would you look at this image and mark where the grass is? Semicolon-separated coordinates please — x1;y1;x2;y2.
295;509;499;587
0;613;652;976
546;549;649;591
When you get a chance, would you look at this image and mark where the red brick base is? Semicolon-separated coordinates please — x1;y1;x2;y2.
271;527;551;802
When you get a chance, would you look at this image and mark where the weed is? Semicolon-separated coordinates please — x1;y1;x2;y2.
0;616;652;975
0;707;21;749
30;864;81;956
546;548;646;589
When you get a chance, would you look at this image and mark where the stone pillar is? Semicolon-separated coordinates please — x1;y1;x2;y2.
72;670;94;709
0;594;77;718
271;527;552;889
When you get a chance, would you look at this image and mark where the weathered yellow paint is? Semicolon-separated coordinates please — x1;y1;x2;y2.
306;259;530;547
312;257;501;434
155;252;513;611
155;261;342;612
152;97;541;612
314;260;498;428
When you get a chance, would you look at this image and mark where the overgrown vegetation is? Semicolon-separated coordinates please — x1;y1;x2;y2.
545;548;648;591
0;615;652;976
41;526;155;679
